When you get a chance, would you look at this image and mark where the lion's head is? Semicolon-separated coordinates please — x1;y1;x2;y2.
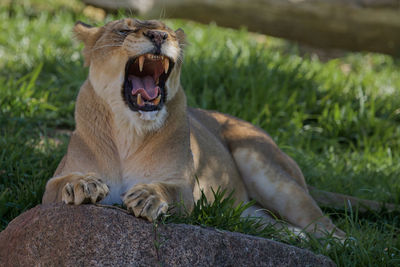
74;19;185;133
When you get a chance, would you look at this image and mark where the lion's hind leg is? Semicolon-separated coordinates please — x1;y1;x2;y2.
241;204;309;239
233;148;345;240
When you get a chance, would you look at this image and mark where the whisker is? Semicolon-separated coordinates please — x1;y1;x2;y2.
128;8;134;18
101;39;125;42
93;44;123;51
94;43;123;48
159;6;166;20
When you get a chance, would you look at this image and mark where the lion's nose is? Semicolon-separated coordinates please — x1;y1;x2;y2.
143;30;168;47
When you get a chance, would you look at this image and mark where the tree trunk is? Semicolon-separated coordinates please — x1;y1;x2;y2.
82;0;400;56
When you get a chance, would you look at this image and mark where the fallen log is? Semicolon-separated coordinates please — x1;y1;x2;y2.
308;186;399;213
82;0;400;56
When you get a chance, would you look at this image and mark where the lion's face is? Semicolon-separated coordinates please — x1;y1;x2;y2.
74;19;185;130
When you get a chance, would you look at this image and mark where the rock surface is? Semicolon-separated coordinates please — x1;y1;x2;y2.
0;203;335;266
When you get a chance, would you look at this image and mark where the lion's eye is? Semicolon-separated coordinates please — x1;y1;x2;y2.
114;29;135;37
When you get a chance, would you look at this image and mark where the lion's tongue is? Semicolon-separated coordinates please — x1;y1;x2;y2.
129;75;159;100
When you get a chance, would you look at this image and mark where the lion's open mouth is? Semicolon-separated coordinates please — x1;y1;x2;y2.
123;54;174;113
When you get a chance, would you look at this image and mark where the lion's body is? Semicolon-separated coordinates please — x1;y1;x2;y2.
42;19;344;238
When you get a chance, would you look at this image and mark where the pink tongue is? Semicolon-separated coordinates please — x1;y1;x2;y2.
129;75;159;100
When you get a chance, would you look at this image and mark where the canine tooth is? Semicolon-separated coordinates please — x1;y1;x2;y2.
138;55;145;72
153;94;161;105
163;58;169;74
155;77;159;85
137;93;144;106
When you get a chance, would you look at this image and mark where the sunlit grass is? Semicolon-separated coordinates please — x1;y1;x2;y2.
0;1;399;266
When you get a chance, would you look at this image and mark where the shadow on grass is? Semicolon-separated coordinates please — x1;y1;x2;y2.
0;119;69;230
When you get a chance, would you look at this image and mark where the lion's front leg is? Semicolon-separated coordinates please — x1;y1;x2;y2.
123;182;193;222
42;172;109;205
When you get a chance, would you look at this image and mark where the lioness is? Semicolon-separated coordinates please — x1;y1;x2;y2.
42;19;344;239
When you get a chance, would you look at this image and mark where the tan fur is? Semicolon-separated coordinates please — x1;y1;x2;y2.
42;19;344;238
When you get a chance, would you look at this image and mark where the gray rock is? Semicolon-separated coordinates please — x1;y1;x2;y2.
0;203;335;266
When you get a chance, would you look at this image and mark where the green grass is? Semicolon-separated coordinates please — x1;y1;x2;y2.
165;188;400;266
1;1;400;266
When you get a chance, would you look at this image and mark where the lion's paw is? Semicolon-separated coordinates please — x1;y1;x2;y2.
62;173;109;205
123;184;168;222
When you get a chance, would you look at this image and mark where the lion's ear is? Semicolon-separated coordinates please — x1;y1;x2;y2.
175;28;186;45
74;21;101;67
74;21;99;44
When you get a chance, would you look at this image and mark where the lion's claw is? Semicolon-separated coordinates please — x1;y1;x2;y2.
123;184;168;222
62;173;109;205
